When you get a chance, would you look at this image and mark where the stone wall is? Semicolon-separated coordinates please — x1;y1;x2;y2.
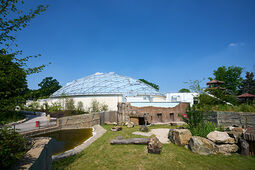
204;111;255;128
17;137;52;170
57;113;100;129
100;111;117;124
117;102;189;125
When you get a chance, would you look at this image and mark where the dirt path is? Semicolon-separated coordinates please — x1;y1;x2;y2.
132;128;170;144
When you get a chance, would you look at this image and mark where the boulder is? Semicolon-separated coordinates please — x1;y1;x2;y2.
111;126;122;131
227;131;242;143
188;136;218;155
216;144;239;155
239;139;249;156
168;129;192;146
127;122;134;128
147;136;162;154
207;131;235;144
139;125;149;132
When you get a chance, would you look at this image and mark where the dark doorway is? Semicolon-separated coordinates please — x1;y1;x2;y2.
170;113;174;121
139;117;145;125
157;113;163;122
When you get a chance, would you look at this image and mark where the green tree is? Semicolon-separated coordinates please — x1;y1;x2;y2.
139;79;159;90
0;53;27;112
37;77;62;98
185;79;205;93
0;1;48;114
239;72;255;94
179;88;190;93
209;66;243;95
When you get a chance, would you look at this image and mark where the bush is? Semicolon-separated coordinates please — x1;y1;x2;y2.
183;107;216;137
189;121;216;138
0;127;29;169
49;102;62;112
65;98;75;110
0;111;25;125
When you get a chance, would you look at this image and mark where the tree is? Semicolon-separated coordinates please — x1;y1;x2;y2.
37;77;62;98
239;72;255;94
0;53;27;112
179;88;190;93
185;79;205;93
0;1;48;114
139;79;159;90
209;66;243;95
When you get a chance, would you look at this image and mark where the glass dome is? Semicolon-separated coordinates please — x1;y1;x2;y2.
51;72;163;97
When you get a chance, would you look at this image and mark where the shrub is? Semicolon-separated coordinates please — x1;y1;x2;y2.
65;98;75;110
183;107;216;137
90;99;109;113
0;111;25;125
49;102;62;112
0;127;29;169
189;121;216;138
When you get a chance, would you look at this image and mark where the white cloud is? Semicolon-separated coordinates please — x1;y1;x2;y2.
228;43;238;47
228;42;245;48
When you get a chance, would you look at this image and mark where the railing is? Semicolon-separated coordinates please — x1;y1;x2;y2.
11;120;57;132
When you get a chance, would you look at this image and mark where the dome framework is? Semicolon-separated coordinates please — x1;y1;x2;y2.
51;72;163;98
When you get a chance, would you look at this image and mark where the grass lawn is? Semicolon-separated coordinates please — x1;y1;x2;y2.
52;125;255;170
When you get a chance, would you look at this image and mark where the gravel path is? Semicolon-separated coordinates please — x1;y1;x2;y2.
132;128;170;144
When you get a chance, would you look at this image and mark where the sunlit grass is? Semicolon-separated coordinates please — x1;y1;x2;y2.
52;125;255;170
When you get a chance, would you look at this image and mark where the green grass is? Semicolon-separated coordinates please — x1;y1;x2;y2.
0;111;25;125
52;125;255;170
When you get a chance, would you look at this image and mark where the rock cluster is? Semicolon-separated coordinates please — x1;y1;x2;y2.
168;126;250;156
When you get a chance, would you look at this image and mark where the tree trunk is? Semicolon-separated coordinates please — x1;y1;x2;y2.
110;138;150;145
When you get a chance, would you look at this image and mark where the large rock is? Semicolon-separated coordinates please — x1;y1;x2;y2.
168;129;192;146
188;136;218;155
140;125;149;132
147;137;162;154
227;131;242;143
239;139;249;156
207;131;235;144
127;122;134;128
216;144;239;155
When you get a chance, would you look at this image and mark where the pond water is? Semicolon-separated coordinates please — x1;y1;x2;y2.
34;128;92;155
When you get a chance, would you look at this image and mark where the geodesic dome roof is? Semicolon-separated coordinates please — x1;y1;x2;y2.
51;72;163;97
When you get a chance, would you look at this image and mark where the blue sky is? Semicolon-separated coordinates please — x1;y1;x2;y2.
15;0;255;93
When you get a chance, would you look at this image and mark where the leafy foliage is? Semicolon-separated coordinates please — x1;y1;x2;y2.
185;79;204;93
139;79;159;90
178;88;190;93
239;72;255;95
0;127;29;169
209;66;243;95
65;98;75;110
183;107;216;137
38;77;61;98
90;99;108;112
0;53;27;113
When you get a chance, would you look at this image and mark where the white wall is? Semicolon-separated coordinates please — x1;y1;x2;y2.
166;93;199;107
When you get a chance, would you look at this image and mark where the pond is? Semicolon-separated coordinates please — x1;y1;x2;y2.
34;128;92;155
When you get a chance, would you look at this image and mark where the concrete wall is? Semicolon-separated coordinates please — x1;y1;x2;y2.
34;96;123;111
57;113;100;129
17;137;52;170
204;111;255;128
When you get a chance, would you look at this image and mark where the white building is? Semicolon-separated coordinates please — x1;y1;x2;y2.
166;92;199;107
34;72;166;111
